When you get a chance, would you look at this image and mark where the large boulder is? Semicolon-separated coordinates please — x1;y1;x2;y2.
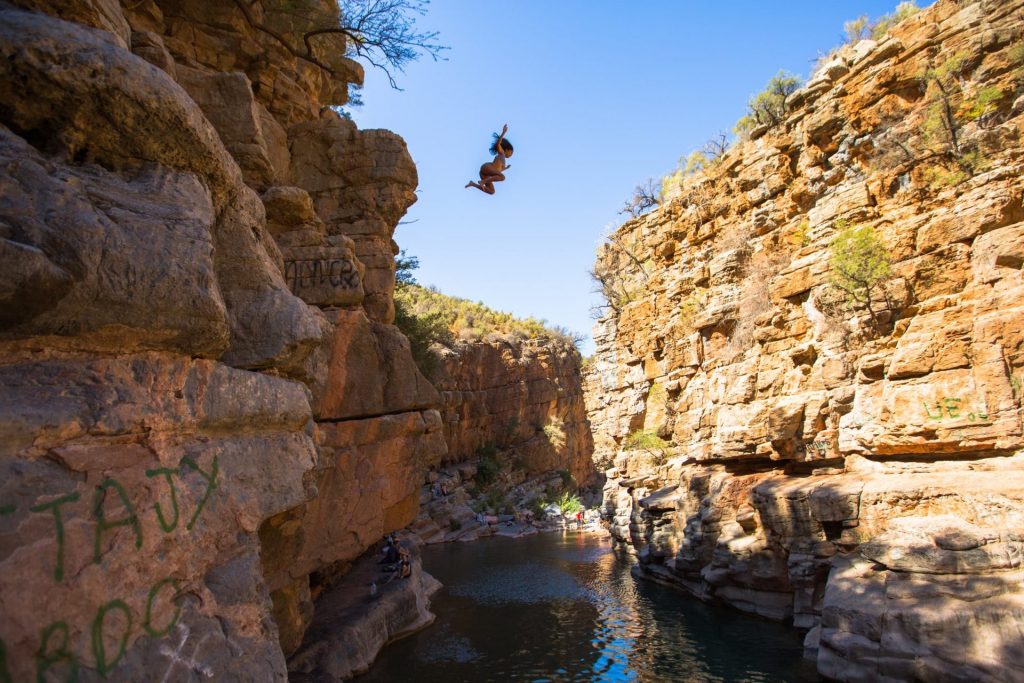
0;7;325;372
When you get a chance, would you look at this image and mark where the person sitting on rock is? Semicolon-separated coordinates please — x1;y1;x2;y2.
379;541;400;565
399;556;412;579
466;123;513;195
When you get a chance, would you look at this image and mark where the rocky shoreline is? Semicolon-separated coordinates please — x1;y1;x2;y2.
288;541;441;682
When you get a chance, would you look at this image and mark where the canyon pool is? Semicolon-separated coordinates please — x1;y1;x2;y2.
359;533;819;682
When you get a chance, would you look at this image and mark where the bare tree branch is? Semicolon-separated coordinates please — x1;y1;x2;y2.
620;178;661;218
702;131;730;160
234;0;448;90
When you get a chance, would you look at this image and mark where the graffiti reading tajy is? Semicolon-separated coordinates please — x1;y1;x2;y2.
0;455;219;680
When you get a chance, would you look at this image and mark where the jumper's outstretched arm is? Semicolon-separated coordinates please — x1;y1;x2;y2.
494;123;509;153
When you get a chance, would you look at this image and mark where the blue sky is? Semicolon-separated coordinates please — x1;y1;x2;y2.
351;1;908;355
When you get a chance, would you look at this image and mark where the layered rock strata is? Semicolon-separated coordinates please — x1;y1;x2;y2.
588;1;1024;680
433;337;595;484
0;1;444;680
403;336;596;543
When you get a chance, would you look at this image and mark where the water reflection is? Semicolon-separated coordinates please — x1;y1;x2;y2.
358;533;819;682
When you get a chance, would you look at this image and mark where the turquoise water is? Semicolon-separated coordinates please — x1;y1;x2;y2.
359;533;820;682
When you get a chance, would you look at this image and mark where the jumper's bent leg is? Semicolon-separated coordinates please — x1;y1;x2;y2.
467;180;495;194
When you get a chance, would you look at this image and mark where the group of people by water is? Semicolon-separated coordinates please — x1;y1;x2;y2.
369;533;412;600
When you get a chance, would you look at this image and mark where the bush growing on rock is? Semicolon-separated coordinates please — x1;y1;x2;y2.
393;253;584;375
869;1;920;41
623;429;670;461
915;50;1005;187
843;3;920;46
556;492;582;516
658;133;731;202
590;233;648;315
255;0;448;89
543;417;567;450
557;469;574;487
475;450;500;486
734;71;802;138
482;489;511;514
620;178;661;217
500;417;519;447
827;223;893;325
395;280;580;347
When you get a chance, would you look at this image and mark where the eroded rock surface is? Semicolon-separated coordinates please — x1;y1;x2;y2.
588;1;1024;680
433;337;595;484
0;1;440;680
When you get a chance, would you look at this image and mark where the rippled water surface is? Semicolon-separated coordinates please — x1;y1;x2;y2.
359;533;819;682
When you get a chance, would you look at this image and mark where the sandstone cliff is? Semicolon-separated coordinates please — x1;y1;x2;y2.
433;336;594;485
405;334;596;544
0;1;446;680
0;2;598;679
587;1;1024;680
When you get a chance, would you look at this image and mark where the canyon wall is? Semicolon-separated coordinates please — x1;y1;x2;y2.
404;335;596;544
0;1;447;680
587;1;1024;680
433;337;594;485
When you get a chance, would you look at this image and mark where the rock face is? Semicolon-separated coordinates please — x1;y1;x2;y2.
0;1;444;680
433;337;595;485
588;1;1024;680
405;335;597;546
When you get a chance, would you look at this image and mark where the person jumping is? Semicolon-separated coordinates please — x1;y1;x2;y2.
466;123;513;195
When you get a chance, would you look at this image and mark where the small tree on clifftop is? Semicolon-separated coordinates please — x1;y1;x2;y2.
734;71;802;138
620;178;661;218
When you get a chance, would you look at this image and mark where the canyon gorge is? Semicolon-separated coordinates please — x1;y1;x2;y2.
0;0;1022;681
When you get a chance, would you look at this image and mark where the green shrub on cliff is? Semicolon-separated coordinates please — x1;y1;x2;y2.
734;71;802;138
556;492;582;516
557;469;574;487
543;417;567;451
844;2;920;44
623;429;670;456
475;450;500;486
870;2;921;41
828;223;893;324
393;288;453;377
393;253;584;375
395;282;582;347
